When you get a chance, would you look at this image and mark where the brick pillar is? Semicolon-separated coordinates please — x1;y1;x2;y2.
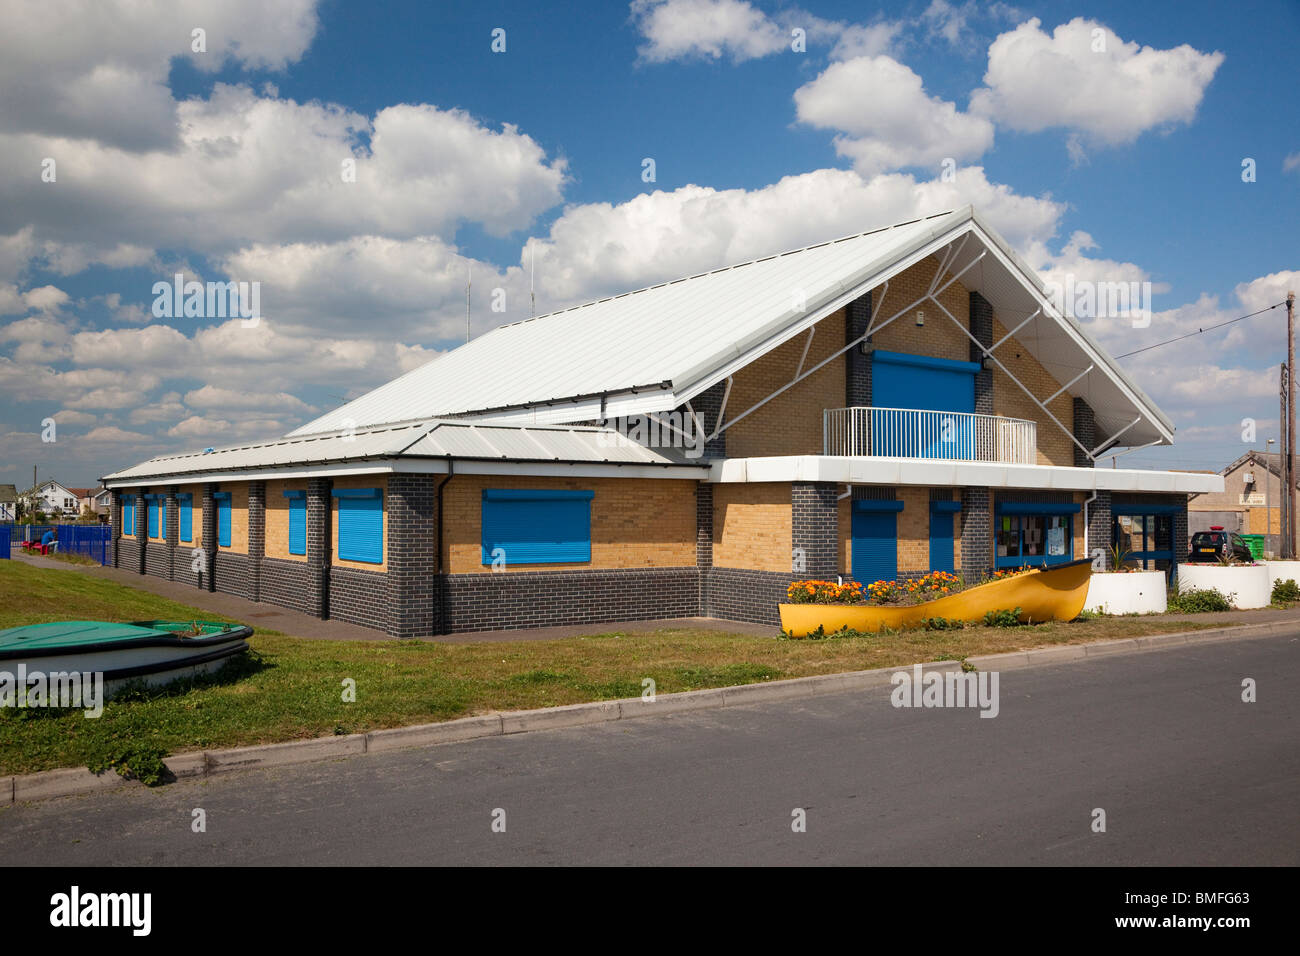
201;484;217;591
846;291;872;408
247;480;266;603
307;477;332;619
134;487;147;574
1073;397;1096;468
1086;490;1112;570
109;491;121;567
1173;500;1189;584
387;474;436;638
164;486;178;580
792;482;838;579
689;381;728;459
970;291;994;415
696;482;713;616
960;486;992;580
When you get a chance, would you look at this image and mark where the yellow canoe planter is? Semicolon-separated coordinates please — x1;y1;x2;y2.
779;558;1094;636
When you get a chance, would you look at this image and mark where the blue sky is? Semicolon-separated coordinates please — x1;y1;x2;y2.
1;0;1297;486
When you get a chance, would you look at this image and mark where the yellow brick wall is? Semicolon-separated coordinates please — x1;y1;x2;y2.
990;318;1075;467
713;481;791;573
266;478;309;562
897;487;931;573
443;474;696;574
332;475;388;572
217;484;248;554
724;310;846;458
869;256;971;362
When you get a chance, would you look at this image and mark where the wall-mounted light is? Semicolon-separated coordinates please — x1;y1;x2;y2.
915;310;925;327
982;356;993;370
860;341;873;355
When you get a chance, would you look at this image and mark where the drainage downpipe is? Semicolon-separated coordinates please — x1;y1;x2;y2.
435;460;454;635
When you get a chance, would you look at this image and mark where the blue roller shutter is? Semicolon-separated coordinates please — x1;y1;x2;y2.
214;493;231;547
123;496;135;535
851;500;901;583
146;496;159;538
481;489;593;565
178;494;192;542
285;491;307;555
335;488;383;563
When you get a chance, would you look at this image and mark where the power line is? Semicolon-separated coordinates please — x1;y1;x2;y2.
1116;302;1286;359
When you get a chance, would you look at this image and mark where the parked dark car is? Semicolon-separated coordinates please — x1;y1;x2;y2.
1186;527;1253;563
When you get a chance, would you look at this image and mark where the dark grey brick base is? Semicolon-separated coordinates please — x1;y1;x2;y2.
144;541;172;579
261;558;318;615
703;566;796;626
330;566;392;631
117;537;142;573
211;552;253;600
443;567;698;633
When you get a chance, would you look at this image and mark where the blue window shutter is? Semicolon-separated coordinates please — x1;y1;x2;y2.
481;490;593;564
872;351;977;414
929;509;955;573
851;510;897;584
288;497;307;555
123;497;134;534
147;498;158;538
179;497;192;542
218;498;231;547
337;494;383;563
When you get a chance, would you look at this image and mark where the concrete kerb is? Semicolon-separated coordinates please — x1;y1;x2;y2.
6;618;1294;806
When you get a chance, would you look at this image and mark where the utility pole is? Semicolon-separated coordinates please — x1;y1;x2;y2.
1284;291;1294;561
1267;437;1276;556
1282;365;1291;558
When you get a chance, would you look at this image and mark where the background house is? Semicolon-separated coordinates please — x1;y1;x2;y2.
1190;451;1300;555
28;479;80;518
0;484;16;522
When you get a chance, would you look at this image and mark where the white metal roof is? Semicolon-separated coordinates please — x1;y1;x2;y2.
289;209;972;434
101;419;701;485
288;206;1174;450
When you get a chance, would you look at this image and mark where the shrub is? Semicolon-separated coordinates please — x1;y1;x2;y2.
87;742;170;787
919;616;965;631
982;607;1023;627
1271;578;1300;605
1167;585;1233;613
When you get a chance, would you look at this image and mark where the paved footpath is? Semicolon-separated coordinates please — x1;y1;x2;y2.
2;630;1295;865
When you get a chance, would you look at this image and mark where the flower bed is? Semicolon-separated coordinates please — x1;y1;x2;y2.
787;572;965;606
779;559;1094;635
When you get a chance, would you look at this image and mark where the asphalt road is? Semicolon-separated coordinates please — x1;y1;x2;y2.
2;633;1297;865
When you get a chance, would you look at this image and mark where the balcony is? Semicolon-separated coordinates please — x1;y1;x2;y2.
823;407;1037;464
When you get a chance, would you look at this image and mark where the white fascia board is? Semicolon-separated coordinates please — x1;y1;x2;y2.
967;217;1176;444
709;456;1224;494
103;457;709;488
673;215;973;406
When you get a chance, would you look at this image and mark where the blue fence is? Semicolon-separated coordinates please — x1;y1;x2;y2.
3;523;110;564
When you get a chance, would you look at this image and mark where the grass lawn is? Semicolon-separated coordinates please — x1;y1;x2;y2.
0;558;1227;777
